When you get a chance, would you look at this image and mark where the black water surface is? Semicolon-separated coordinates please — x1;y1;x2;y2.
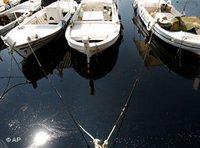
1;0;200;148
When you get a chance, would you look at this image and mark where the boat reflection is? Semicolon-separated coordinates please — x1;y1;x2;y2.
134;39;162;68
22;36;68;88
22;34;122;94
70;35;122;95
133;15;200;90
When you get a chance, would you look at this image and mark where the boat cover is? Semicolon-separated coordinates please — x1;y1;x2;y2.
170;16;200;33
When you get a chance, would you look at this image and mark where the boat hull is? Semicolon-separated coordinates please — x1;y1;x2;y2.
2;0;76;58
0;14;29;36
65;0;121;58
0;0;41;36
66;24;120;57
11;28;64;58
133;0;200;55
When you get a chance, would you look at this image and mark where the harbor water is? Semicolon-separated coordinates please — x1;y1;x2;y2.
0;0;200;147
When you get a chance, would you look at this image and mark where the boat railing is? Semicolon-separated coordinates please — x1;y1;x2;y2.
72;20;114;24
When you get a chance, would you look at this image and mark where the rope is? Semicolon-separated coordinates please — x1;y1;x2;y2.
78;40;151;148
27;41;91;148
25;32;148;147
0;76;24;79
11;53;24;73
0;45;32;100
176;35;187;67
147;31;153;45
0;82;31;100
0;53;13;100
102;78;140;147
112;38;151;147
182;0;189;15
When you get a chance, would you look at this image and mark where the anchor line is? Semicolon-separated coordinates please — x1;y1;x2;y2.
27;41;91;148
11;53;24;74
112;109;125;148
0;82;31;100
25;35;150;147
72;38;151;147
176;35;187;67
78;49;150;147
0;76;24;79
0;53;13;100
112;38;151;147
182;0;189;15
112;79;140;147
104;78;140;147
0;49;31;100
115;19;153;147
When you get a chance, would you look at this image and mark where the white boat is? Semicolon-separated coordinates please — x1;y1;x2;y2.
0;0;41;36
65;0;121;62
0;0;21;13
133;0;200;55
2;0;77;58
0;2;6;13
8;0;21;6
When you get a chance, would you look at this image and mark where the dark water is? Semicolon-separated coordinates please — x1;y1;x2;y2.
1;0;200;148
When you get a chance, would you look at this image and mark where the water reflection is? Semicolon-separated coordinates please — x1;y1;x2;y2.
133;16;200;90
22;34;123;94
134;39;162;68
71;35;123;95
21;36;68;88
32;131;50;147
26;122;68;148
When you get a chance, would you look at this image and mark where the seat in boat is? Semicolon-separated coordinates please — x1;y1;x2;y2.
46;6;63;24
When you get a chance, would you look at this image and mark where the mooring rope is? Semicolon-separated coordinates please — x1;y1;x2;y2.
0;52;31;100
27;41;91;148
102;78;140;148
182;0;189;15
0;82;31;100
11;53;24;73
77;42;151;148
0;44;33;100
26;31;150;147
0;76;24;79
176;35;187;67
112;37;152;147
0;53;13;100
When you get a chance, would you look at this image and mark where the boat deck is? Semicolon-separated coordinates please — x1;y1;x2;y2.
77;9;112;22
8;25;59;45
70;23;118;41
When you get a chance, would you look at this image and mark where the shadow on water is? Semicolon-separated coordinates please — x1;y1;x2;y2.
0;32;124;147
21;36;68;88
0;39;6;52
71;34;123;95
133;15;200;90
22;34;123;95
127;11;200;148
